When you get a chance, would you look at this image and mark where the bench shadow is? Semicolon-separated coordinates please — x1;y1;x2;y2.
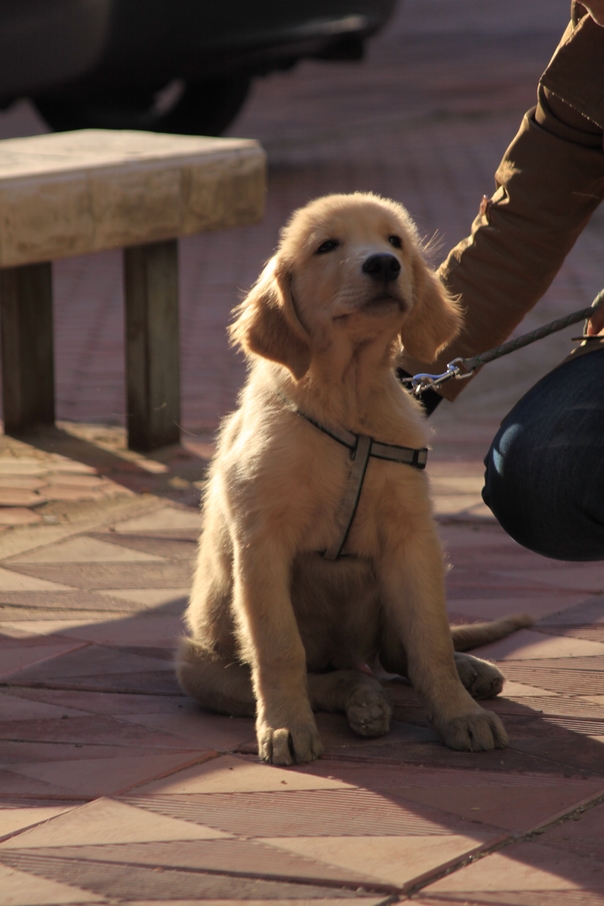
5;423;215;508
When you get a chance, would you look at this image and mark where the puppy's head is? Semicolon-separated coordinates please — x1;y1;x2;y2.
230;193;461;379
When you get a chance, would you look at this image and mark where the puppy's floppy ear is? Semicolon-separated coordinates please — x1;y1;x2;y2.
401;250;462;363
229;257;311;380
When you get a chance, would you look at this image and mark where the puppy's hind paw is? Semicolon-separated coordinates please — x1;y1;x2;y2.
437;708;508;752
455;652;504;700
258;721;324;765
346;684;392;738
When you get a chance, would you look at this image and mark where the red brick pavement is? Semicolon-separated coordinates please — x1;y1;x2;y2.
2;497;604;903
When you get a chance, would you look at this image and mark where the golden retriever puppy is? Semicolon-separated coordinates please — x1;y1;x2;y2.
177;192;531;765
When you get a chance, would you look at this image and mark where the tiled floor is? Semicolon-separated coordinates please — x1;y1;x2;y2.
3;0;604;903
2;467;604;904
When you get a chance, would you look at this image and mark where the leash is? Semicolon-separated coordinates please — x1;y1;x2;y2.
284;401;427;561
402;289;604;397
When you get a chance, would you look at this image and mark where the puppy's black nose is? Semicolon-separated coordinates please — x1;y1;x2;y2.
362;254;401;283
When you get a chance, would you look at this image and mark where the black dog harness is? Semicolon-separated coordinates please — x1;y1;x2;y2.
289;404;428;561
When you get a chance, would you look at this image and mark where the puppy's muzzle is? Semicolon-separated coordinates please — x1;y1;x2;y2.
362;253;401;284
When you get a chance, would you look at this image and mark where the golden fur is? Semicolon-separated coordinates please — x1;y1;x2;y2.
177;192;532;765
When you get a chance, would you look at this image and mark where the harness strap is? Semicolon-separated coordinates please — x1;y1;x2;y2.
323;433;372;561
371;440;428;467
287;402;428;560
296;409;428;467
294;410;357;451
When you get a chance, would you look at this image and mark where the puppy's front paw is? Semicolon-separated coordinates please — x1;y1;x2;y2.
436;707;508;752
258;720;324;765
346;684;392;738
454;652;504;700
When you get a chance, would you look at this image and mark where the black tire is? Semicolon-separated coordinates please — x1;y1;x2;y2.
34;75;251;136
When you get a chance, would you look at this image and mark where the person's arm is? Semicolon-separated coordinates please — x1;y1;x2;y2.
399;11;604;401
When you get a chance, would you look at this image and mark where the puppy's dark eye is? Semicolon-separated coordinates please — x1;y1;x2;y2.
388;235;402;249
316;239;339;255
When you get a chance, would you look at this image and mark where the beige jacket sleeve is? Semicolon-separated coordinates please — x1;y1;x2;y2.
399;10;604;400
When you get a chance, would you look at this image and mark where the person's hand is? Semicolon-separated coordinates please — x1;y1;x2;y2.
587;302;604;336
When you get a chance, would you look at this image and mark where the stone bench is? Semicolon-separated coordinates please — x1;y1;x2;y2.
0;129;265;450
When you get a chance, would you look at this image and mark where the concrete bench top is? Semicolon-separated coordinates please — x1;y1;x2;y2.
0;129;266;268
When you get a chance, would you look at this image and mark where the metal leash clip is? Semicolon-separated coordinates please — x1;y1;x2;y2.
401;359;473;396
402;288;604;397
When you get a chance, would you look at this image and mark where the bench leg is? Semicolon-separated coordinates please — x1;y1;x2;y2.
124;240;181;452
0;262;55;434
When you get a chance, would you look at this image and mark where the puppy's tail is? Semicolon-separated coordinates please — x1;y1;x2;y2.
451;613;534;652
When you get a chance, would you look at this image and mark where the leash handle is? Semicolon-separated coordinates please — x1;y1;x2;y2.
405;289;604;396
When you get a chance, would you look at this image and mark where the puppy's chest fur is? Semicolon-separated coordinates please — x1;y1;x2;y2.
300;445;429;558
290;553;380;670
221;389;431;561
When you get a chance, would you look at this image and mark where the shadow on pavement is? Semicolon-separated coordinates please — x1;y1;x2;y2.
7;423;215;508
